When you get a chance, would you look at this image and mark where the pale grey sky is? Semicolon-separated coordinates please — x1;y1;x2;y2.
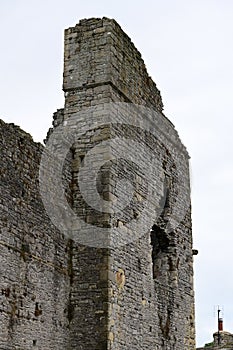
1;0;233;347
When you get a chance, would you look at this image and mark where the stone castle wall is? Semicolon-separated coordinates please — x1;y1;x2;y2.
0;17;196;350
62;17;196;350
63;18;163;112
0;120;72;349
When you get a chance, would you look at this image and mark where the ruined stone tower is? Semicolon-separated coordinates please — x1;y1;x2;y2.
0;18;196;349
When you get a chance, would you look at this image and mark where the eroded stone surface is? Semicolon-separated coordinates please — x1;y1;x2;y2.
0;17;196;350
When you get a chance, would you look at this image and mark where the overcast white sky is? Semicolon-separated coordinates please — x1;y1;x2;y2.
1;0;233;347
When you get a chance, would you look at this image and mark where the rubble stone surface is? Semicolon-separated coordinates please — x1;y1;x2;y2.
0;17;196;350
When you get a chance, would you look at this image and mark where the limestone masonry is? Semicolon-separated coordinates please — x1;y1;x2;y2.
0;18;196;349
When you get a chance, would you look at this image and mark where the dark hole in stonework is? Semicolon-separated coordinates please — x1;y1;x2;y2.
2;288;10;297
137;258;141;271
151;225;169;254
34;302;42;317
150;326;152;332
71;148;75;159
79;155;85;163
33;340;37;346
150;224;170;279
21;243;30;254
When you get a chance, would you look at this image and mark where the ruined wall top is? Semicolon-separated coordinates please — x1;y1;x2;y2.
63;17;164;112
0;16;196;350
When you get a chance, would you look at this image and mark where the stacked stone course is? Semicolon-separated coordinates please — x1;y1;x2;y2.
0;17;196;350
0;120;71;349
